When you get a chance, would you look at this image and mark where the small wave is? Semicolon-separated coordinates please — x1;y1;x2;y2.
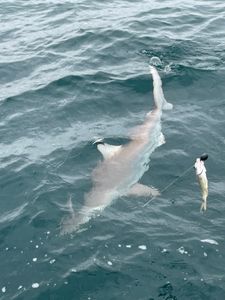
200;239;219;245
0;202;28;224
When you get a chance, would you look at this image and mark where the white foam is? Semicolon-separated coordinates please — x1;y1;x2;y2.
138;245;147;250
32;283;39;289
149;56;162;66
164;64;172;73
107;261;112;266
161;248;168;253
32;258;37;262
204;252;207;257
18;286;23;290
2;287;6;293
126;245;131;248
200;239;218;245
50;259;55;264
177;246;188;255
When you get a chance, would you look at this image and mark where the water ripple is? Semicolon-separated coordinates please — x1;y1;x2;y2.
0;202;28;224
1;0;225;299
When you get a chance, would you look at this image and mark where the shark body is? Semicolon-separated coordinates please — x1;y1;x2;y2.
60;66;173;234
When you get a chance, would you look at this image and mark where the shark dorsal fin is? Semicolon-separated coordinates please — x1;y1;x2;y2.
97;143;122;159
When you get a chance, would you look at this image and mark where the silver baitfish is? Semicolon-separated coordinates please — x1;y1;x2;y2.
194;154;208;212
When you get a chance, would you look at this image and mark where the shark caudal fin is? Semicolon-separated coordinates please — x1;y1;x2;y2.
59;196;91;235
149;65;173;110
60;212;90;235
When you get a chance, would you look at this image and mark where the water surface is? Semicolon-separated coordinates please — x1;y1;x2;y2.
1;0;225;299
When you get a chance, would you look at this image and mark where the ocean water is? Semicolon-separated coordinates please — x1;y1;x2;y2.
1;0;225;299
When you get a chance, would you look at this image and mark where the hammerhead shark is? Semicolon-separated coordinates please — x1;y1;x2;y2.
60;66;173;234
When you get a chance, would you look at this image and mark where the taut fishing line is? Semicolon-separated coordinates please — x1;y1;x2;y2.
143;153;208;207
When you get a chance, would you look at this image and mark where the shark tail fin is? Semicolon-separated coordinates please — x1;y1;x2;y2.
59;197;91;235
149;65;173;110
60;212;89;235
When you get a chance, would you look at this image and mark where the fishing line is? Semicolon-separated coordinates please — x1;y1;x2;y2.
142;164;194;207
142;153;208;207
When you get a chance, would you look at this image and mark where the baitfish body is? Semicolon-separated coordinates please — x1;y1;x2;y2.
194;155;208;211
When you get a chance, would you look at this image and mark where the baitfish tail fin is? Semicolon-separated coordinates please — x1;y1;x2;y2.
200;198;207;212
149;65;173;110
200;193;208;212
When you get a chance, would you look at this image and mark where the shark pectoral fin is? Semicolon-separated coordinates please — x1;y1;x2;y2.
127;183;160;197
97;143;122;160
